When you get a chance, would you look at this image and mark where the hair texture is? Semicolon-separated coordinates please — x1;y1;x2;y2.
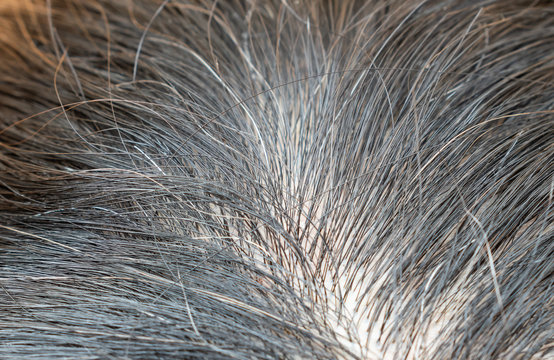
0;0;553;359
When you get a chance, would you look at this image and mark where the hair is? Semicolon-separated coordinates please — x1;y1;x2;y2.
0;0;552;359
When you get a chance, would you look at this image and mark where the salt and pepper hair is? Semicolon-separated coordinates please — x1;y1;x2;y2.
0;0;552;359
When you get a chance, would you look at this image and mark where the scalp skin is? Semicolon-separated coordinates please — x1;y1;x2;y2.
0;0;553;359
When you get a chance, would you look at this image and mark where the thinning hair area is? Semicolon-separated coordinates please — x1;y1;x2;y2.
0;0;552;359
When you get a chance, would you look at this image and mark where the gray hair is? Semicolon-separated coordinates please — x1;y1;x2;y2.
0;0;552;358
